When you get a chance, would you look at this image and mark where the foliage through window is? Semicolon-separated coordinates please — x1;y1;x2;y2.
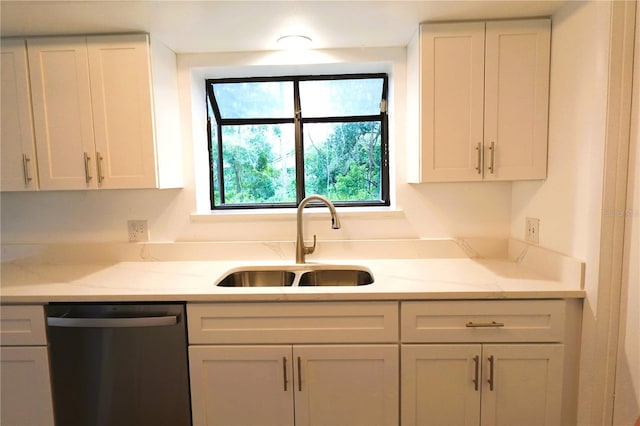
206;74;389;209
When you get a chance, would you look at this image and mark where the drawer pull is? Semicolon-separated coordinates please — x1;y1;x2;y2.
488;355;495;391
83;152;92;183
297;356;302;391
96;152;104;184
465;321;505;328
283;357;288;391
488;141;496;174
22;154;33;185
472;355;479;391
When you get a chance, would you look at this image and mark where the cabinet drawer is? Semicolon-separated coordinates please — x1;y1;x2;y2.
0;305;47;346
401;300;565;343
188;302;398;344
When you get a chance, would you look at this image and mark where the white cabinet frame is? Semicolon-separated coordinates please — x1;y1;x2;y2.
0;39;38;191
401;343;564;426
408;19;551;182
0;305;54;426
9;33;182;191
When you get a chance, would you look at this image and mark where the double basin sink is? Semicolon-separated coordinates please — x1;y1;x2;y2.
216;264;374;287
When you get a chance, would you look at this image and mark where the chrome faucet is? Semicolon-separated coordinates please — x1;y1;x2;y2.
296;195;341;264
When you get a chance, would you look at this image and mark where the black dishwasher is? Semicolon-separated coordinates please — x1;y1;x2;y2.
46;303;192;426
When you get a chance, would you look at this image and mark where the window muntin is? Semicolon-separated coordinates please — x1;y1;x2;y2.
207;73;389;209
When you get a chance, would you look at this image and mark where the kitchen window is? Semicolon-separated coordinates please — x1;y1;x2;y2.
206;73;389;209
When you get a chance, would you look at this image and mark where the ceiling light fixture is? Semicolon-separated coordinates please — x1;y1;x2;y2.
277;34;313;50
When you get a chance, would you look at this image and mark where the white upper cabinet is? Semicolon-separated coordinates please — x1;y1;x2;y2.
20;33;182;191
0;39;38;191
407;19;551;182
408;22;486;182
28;36;97;190
87;35;158;189
483;20;551;181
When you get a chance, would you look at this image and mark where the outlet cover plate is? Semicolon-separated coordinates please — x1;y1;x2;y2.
525;217;540;244
128;220;149;242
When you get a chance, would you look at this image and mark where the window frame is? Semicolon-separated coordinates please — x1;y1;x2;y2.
205;73;390;210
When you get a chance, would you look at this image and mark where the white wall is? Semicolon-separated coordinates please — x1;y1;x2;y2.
511;1;618;424
613;2;640;422
511;0;609;298
0;46;512;244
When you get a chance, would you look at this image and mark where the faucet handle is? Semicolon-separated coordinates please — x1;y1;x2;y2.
304;234;317;255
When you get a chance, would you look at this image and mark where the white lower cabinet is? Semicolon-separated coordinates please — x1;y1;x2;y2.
187;302;400;426
0;305;54;426
400;299;570;426
189;344;398;426
293;345;398;426
0;347;54;426
401;343;564;426
189;345;294;426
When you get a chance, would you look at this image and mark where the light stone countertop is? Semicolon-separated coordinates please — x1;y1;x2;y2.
0;240;586;303
0;240;584;304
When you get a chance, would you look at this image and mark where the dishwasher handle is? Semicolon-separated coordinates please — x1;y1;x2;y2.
47;315;178;328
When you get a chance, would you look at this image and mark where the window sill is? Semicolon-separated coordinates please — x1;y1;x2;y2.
190;207;405;223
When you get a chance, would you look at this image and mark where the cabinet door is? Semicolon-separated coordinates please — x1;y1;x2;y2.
87;34;157;189
294;344;398;426
484;19;550;180
28;36;97;190
420;22;485;182
188;345;294;426
401;344;481;426
1;39;38;191
480;344;563;426
0;346;54;426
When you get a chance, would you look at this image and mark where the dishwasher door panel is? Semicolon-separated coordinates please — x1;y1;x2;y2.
46;303;191;426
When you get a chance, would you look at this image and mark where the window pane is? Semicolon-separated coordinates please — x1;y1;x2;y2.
299;78;384;118
212;81;294;119
217;124;296;205
304;121;382;201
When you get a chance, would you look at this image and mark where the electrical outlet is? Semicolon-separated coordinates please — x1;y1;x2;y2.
127;220;149;242
525;217;540;244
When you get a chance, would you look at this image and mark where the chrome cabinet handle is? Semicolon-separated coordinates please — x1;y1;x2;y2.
297;356;302;391
96;152;104;183
488;355;495;391
83;152;92;183
283;357;288;391
473;355;479;391
465;321;505;328
22;154;32;185
475;142;482;174
488;141;496;174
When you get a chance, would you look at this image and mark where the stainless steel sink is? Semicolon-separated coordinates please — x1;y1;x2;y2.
215;265;374;287
216;269;296;287
299;269;373;286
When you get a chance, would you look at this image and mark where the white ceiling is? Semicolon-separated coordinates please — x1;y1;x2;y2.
0;1;567;53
